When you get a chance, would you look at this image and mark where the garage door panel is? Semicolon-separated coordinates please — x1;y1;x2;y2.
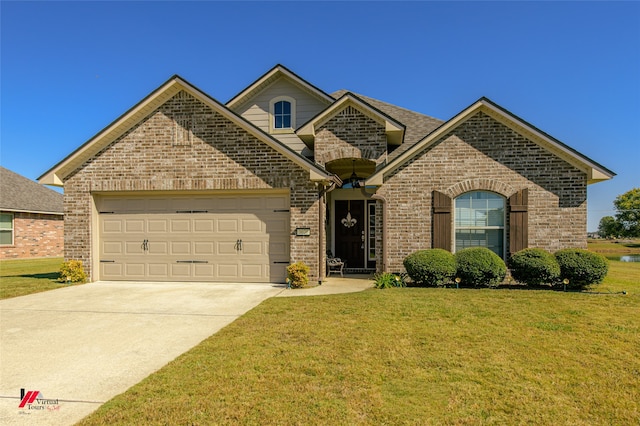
98;193;289;282
148;263;168;278
170;241;191;255
265;218;288;233
194;242;214;255
101;262;123;278
125;264;146;277
125;219;145;233
125;241;145;255
102;219;123;233
194;219;214;232
270;241;287;257
193;263;214;279
218;241;238;255
241;218;263;232
217;219;238;232
170;219;190;232
102;241;123;255
171;263;191;278
148;241;168;255
217;264;239;278
241;264;264;278
241;241;265;255
147;219;168;233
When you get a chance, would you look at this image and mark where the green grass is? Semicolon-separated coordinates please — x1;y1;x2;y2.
78;261;640;425
0;257;78;299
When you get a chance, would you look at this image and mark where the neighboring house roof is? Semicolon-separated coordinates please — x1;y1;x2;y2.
297;92;406;148
0;166;63;214
367;97;616;185
38;75;336;186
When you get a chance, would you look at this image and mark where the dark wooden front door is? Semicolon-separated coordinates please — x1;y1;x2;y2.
335;200;365;269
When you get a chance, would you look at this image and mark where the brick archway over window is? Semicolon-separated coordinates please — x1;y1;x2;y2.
445;178;517;199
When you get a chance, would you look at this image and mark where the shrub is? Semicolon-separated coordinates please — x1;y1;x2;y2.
287;262;310;288
373;272;406;289
58;260;87;283
509;248;560;286
403;249;456;286
454;247;507;287
554;249;609;288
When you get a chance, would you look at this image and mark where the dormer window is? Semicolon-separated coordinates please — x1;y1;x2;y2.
274;101;291;128
270;96;296;132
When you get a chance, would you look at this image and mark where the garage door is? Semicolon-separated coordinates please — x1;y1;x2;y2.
97;193;290;283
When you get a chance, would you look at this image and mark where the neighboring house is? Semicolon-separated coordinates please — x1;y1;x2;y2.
38;65;614;284
1;166;64;259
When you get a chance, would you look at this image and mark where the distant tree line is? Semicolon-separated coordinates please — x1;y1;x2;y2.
597;188;640;238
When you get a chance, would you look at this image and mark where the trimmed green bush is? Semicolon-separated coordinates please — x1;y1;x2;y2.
373;272;406;289
403;249;456;286
554;249;609;288
509;248;560;286
454;247;507;287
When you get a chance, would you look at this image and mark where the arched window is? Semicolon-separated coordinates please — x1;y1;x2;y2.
455;191;505;258
270;96;295;131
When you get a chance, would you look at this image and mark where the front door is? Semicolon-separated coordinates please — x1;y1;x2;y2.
334;200;365;269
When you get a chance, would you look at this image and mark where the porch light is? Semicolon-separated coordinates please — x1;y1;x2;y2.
347;160;361;188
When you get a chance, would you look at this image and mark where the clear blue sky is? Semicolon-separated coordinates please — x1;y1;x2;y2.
1;1;638;231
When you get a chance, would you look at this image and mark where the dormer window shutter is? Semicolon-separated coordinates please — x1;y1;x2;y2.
432;190;452;251
509;189;529;254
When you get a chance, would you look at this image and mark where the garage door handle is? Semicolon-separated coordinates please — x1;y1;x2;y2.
234;239;243;251
176;260;209;264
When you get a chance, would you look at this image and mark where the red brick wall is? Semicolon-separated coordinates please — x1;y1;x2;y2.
0;212;64;259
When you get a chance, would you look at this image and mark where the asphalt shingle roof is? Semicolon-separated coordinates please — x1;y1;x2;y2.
0;166;63;214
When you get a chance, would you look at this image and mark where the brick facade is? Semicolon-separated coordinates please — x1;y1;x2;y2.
0;212;64;259
314;106;387;166
377;111;587;273
64;91;321;281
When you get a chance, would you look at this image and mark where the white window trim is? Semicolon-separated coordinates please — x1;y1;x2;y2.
269;96;296;134
0;212;14;246
453;191;506;259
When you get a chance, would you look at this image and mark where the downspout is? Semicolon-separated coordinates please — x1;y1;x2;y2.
370;192;388;273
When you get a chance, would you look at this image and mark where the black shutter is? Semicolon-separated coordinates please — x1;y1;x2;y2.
432;191;452;251
509;189;529;254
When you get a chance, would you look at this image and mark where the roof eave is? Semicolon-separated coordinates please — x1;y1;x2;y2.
366;98;615;186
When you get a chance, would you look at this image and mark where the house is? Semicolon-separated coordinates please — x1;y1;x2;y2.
1;166;64;259
38;65;615;284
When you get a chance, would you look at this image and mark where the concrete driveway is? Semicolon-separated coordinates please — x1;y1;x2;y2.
0;281;284;426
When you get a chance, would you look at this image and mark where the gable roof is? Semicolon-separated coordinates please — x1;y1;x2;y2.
296;92;406;147
226;64;334;110
1;166;63;214
330;90;444;157
38;75;334;186
367;97;616;186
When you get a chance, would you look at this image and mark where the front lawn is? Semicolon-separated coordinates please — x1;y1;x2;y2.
0;257;73;299
78;260;640;425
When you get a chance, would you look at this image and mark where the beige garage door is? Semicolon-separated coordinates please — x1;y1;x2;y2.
97;193;290;283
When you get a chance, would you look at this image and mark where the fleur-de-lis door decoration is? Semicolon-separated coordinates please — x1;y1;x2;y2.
341;200;357;228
